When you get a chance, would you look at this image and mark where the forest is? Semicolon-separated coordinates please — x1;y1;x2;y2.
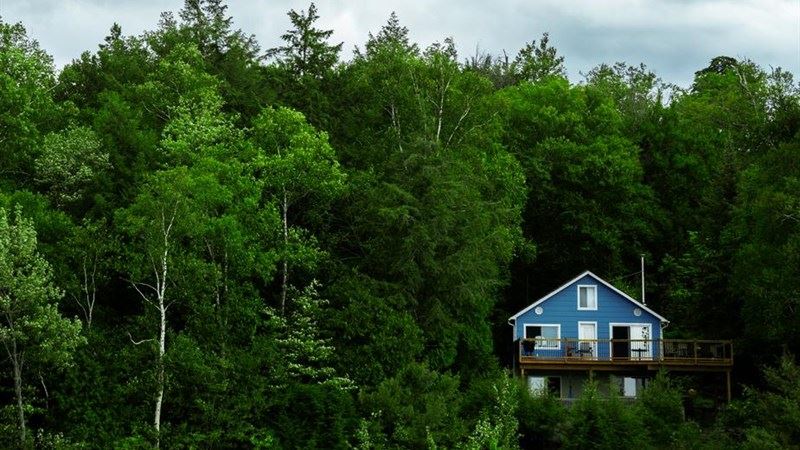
0;0;799;448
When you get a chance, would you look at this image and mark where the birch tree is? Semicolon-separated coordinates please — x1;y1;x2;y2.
116;170;193;448
65;219;114;330
0;207;83;446
250;107;344;314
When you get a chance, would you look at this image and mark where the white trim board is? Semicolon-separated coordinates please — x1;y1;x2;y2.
509;270;669;323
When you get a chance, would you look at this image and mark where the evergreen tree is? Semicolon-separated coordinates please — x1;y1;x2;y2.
267;281;352;389
265;3;342;128
267;3;342;78
362;12;419;57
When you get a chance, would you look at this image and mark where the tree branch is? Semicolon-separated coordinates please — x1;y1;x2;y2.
128;332;156;346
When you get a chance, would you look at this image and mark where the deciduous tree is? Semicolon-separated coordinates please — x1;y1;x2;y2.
0;207;84;446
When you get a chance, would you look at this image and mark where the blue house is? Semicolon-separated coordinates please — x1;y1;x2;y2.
509;271;733;400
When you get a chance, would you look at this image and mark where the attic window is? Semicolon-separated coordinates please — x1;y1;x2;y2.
578;285;597;310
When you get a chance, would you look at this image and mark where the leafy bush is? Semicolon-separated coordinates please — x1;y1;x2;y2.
562;379;646;450
639;370;685;445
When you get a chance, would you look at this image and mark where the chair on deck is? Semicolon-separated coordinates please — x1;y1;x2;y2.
521;339;536;356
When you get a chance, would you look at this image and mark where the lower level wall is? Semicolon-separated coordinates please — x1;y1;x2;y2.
526;371;646;399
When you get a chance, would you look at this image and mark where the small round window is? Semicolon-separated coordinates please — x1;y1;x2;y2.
534;306;544;315
633;307;642;317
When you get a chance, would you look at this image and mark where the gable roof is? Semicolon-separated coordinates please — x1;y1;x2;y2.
509;270;669;323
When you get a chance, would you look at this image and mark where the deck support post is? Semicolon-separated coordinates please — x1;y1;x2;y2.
726;370;731;403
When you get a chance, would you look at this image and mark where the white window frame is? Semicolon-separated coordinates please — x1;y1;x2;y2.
577;284;598;310
577;321;598;358
527;375;563;397
524;323;561;349
608;322;653;359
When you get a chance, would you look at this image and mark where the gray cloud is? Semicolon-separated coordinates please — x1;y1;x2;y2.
1;0;798;87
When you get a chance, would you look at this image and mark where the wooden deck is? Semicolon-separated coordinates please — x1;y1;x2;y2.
517;338;733;372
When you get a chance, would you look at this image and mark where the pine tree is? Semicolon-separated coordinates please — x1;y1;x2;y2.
267;2;342;78
268;281;353;390
363;12;419;57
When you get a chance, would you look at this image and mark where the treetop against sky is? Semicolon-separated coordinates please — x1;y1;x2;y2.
2;0;797;87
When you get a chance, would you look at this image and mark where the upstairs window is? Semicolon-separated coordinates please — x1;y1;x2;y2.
578;285;597;310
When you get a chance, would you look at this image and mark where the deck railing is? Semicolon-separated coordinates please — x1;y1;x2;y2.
517;338;733;365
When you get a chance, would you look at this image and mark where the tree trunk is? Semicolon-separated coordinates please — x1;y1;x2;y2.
12;347;26;446
281;187;288;315
154;302;165;449
153;208;173;449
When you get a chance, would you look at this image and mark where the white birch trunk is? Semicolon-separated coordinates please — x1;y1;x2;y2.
153;208;171;449
130;205;175;449
154;300;165;449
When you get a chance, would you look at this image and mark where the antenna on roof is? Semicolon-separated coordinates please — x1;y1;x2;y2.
641;255;646;305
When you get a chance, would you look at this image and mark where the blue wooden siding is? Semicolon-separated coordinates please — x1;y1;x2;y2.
514;274;662;343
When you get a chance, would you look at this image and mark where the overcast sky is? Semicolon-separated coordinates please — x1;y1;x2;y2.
1;0;798;87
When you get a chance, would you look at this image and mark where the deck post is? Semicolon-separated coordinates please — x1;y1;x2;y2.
726;370;731;403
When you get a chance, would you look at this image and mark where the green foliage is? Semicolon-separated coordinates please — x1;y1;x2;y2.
516;380;566;447
639;371;686;445
267;3;342;78
0;206;85;445
362;12;419;57
732;141;800;354
462;374;519;450
35;126;110;208
563;379;647;450
267;2;342;128
500;78;655;292
0;207;84;364
250;106;345;209
267;281;353;389
361;363;466;449
722;355;800;448
513;32;566;83
0;3;798;447
0;20;60;184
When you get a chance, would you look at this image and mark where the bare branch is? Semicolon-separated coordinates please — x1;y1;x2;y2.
128;332;155;346
444;103;473;150
38;372;49;405
70;292;89;324
127;280;157;308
